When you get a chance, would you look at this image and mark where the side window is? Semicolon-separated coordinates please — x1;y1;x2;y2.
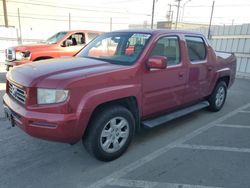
67;33;85;46
88;33;100;41
185;36;206;62
150;36;180;66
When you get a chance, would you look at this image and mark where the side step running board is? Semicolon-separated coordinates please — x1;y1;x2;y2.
142;101;210;128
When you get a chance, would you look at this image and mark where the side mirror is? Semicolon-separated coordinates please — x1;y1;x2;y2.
147;56;167;69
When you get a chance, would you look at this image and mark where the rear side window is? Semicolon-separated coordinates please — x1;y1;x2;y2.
185;36;206;62
150;36;181;66
70;33;85;45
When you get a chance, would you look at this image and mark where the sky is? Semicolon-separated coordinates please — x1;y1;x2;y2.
0;0;250;39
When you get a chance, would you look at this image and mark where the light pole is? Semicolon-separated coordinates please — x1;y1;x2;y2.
151;0;156;29
181;0;191;22
208;1;215;39
110;17;112;32
167;4;172;22
168;4;178;28
18;8;22;44
2;0;8;27
69;13;71;30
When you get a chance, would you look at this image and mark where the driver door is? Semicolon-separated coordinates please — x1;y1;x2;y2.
142;35;187;117
60;32;86;57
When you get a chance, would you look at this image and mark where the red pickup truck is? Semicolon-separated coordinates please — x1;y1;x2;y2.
5;30;101;70
3;29;236;161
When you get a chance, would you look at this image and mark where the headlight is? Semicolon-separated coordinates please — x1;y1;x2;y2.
5;48;16;61
37;88;69;104
15;51;31;61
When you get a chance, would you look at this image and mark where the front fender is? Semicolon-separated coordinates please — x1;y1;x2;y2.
74;84;141;138
77;84;141;115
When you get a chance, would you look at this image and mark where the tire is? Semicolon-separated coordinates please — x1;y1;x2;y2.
208;81;227;112
83;105;135;161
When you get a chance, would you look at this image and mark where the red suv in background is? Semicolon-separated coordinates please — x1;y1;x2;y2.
5;30;102;70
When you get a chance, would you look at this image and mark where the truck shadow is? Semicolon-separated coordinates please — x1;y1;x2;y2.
134;110;204;144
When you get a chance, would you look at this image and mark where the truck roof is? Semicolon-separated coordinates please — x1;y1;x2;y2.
61;30;103;34
111;29;203;36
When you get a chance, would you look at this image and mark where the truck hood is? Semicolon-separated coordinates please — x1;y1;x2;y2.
7;57;125;87
11;43;51;52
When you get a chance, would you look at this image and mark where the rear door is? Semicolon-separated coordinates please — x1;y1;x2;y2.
183;35;213;103
142;35;188;117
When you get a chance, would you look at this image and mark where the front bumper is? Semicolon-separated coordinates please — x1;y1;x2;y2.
5;60;31;67
3;93;83;143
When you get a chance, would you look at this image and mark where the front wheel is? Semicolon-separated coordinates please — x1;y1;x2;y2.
83;105;135;161
208;81;227;112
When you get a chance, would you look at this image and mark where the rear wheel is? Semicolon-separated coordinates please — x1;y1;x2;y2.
208;81;227;112
83;105;135;161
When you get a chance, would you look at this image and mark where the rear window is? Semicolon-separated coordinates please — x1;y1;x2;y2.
88;33;100;41
185;36;206;62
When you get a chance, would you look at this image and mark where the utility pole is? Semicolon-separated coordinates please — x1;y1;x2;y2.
175;0;181;29
110;17;112;32
151;0;156;29
207;1;215;40
69;13;71;30
231;19;234;26
3;0;9;27
167;4;172;21
18;8;22;44
171;10;174;23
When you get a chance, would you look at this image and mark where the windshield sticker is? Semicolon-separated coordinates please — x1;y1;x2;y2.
132;34;151;39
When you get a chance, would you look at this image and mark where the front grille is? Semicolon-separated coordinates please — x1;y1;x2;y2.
9;82;26;104
5;48;15;61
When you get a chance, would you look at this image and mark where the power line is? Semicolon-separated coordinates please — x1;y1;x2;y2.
7;11;128;19
26;0;125;11
183;16;250;19
186;4;250;7
8;0;125;14
0;14;130;25
8;0;151;16
95;0;144;4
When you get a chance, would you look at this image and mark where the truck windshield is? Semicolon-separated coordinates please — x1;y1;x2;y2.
46;32;68;44
77;32;152;65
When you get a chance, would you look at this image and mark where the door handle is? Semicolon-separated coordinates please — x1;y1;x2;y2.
208;66;213;71
178;72;184;78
